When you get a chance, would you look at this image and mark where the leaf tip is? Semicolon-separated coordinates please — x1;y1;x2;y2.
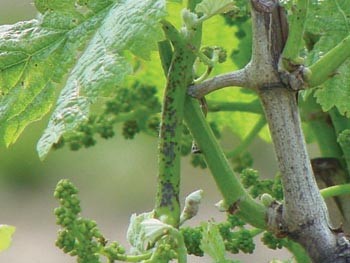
0;225;16;252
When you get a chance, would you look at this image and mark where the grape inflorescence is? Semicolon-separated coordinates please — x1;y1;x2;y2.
181;214;255;257
53;82;161;150
54;179;125;263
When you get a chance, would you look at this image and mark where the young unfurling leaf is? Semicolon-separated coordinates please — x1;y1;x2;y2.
200;222;234;263
127;212;155;253
306;0;350;115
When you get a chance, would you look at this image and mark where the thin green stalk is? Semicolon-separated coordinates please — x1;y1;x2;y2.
320;184;350;199
301;95;350;227
308;34;350;87
300;95;343;159
111;107;154;123
207;99;263;114
226;116;266;158
250;228;264;237
172;228;187;263
281;0;309;69
193;66;213;84
230;228;264;240
184;97;266;229
284;239;312;263
158;40;173;75
330;108;350;136
193;49;215;68
329;108;350;173
103;251;152;262
307;118;343;158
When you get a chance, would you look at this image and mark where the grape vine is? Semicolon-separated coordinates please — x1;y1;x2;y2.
2;0;350;262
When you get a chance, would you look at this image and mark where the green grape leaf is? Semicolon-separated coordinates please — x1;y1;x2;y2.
195;0;236;18
230;19;252;69
0;225;15;252
306;0;350;116
127;211;154;253
207;88;270;141
338;129;350;164
35;0;167;159
0;0;115;148
141;218;173;244
200;222;233;263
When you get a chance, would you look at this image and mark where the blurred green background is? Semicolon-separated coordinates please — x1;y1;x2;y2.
0;1;291;262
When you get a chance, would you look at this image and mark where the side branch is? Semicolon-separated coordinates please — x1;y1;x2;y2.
307;34;350;87
187;0;290;99
187;67;252;98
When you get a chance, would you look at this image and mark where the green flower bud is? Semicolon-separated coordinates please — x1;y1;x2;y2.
117;245;125;254
86;220;97;230
261;193;274;207
215;199;228;212
180;190;204;224
181;9;198;30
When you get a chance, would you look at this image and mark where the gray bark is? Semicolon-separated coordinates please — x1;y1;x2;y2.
250;0;350;262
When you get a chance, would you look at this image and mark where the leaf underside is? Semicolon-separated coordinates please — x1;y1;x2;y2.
37;0;166;159
195;0;236;18
0;0;167;159
0;0;115;148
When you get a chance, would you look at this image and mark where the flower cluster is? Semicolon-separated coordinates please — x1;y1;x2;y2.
181;214;256;257
240;168;283;200
54;179;125;263
53;82;161;150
